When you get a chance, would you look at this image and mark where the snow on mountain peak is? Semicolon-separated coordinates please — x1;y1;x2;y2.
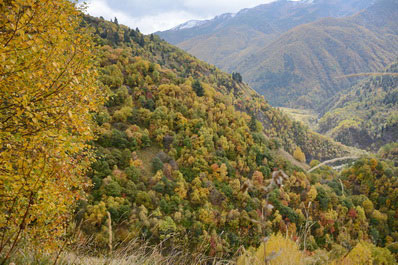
171;20;207;31
171;13;235;31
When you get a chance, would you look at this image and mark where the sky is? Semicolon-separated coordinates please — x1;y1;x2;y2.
81;0;274;34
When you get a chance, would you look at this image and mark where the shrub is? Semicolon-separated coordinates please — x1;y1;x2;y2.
152;157;164;173
237;233;306;265
293;146;306;163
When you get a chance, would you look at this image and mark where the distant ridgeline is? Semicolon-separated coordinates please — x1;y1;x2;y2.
319;62;398;151
157;0;398;111
75;16;398;262
239;0;398;110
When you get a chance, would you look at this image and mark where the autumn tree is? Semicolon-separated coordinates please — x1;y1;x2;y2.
338;241;395;265
0;0;103;260
237;233;306;265
293;146;306;163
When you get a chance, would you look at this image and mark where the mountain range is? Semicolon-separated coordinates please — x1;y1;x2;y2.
157;0;398;110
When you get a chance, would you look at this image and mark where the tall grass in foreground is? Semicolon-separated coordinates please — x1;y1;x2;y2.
8;238;232;265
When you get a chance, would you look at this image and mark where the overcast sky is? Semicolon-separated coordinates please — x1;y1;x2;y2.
82;0;274;34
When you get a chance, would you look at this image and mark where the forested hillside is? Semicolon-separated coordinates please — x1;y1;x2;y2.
72;16;397;263
75;15;348;252
85;16;349;163
318;62;398;150
2;1;398;265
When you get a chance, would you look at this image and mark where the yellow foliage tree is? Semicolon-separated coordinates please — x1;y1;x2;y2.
237;233;306;265
330;241;395;265
337;241;372;265
293;146;306;163
307;186;318;202
0;0;103;259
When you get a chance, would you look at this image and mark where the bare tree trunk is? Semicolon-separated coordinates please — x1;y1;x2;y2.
0;191;34;265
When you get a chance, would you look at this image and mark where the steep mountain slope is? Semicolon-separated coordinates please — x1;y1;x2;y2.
240;0;398;109
318;62;398;150
88;17;349;163
73;16;371;257
157;0;373;73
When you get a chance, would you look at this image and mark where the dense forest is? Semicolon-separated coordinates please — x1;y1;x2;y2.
84;16;351;163
1;1;398;265
319;62;398;151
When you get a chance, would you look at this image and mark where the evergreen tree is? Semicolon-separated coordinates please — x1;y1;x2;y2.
232;72;243;83
192;80;204;97
138;34;145;47
124;29;131;43
249;115;257;132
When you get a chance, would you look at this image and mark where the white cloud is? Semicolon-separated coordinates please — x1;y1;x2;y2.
134;12;208;33
83;0;274;34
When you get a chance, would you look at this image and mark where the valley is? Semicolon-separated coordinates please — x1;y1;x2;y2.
158;0;398;111
279;107;319;130
1;0;398;264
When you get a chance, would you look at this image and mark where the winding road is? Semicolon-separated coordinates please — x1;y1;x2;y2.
308;156;359;173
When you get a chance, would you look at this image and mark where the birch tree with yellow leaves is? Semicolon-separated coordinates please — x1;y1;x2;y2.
0;0;104;261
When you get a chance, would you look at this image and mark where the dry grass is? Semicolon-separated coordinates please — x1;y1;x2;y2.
135;146;161;177
9;238;233;265
279;108;319;131
277;148;310;171
59;249;231;265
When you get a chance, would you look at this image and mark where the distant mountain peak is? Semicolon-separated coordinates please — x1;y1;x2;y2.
215;12;235;20
171;20;208;31
168;0;318;34
170;12;235;32
156;0;384;111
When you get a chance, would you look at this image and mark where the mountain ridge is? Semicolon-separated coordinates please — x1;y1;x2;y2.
157;0;374;45
318;61;398;150
156;0;398;110
242;3;398;109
